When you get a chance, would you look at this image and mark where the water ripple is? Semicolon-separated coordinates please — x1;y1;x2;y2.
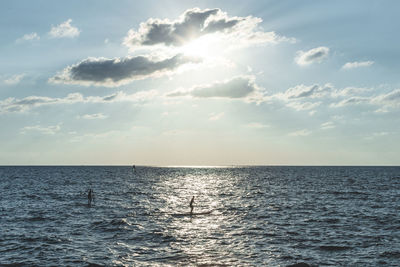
0;166;399;266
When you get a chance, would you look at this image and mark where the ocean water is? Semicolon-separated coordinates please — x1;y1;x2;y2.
0;166;399;266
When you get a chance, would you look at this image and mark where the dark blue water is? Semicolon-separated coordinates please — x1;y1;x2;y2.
1;166;399;266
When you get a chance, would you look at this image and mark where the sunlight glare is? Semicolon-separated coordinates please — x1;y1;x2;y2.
179;34;225;58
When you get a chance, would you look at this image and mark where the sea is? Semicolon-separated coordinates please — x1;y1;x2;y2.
0;166;399;267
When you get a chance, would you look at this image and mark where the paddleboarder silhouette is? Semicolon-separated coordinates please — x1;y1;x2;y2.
190;196;195;215
88;189;93;206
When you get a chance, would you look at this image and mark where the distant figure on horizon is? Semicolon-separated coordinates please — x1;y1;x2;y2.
88;189;93;206
132;165;136;172
190;196;195;215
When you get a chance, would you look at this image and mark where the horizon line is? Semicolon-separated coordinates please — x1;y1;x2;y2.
0;164;399;167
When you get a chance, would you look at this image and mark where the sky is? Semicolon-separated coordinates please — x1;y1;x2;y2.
1;0;400;166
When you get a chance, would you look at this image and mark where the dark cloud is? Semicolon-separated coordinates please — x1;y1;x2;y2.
170;8;220;45
306;51;325;61
50;54;200;87
125;8;228;47
14;96;58;107
102;94;119;101
289;85;320;98
203;18;241;33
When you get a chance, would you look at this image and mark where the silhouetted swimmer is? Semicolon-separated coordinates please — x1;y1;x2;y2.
190;196;195;215
88;189;93;206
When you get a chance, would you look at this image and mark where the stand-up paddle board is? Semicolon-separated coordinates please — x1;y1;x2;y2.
171;210;213;217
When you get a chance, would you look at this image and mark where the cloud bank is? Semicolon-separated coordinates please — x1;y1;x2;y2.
264;82;400;114
50;54;200;87
269;81;400;114
295;46;329;66
0;90;157;113
164;76;400;114
124;8;292;50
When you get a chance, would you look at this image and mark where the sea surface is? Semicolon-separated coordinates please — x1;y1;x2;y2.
0;166;399;266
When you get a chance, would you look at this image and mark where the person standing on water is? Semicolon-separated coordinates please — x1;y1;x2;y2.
190;196;195;215
88;189;93;206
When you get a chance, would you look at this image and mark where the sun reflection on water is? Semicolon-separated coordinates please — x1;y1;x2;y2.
153;168;241;265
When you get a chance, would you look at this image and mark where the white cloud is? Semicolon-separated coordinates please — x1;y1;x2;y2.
77;113;108;120
123;8;293;51
252;82;400;116
342;60;374;70
330;88;400;111
320;121;335;130
49;54;200;87
0;90;157;113
270;83;400;113
371;89;400;107
286;101;321;111
278;84;333;99
21;124;61;135
209;112;224;121
374;107;389;113
4;74;25;85
366;89;400;112
288;129;312;137
295;46;329;66
49;19;80;38
332;86;372;97
330;96;371;108
15;32;40;43
270;83;331;113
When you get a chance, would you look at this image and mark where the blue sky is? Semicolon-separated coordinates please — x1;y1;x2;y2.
1;0;400;165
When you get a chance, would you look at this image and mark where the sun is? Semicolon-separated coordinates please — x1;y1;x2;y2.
179;34;225;58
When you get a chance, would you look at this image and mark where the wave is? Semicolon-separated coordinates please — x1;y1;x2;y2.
319;245;352;251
